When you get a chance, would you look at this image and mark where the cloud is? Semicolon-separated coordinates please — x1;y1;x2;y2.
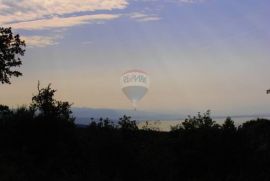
177;0;205;3
0;3;8;9
130;13;149;19
7;14;121;30
0;1;126;47
137;16;160;22
0;0;127;28
133;0;205;2
22;36;59;48
130;12;160;22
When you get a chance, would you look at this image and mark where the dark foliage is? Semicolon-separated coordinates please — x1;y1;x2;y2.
31;81;74;123
0;27;26;84
1;87;270;180
118;115;138;131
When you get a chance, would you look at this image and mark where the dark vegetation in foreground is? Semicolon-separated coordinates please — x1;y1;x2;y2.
1;27;270;180
0;84;270;181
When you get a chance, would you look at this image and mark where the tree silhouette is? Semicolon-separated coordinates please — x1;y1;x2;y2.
0;27;25;84
0;103;270;180
118;115;138;130
31;81;74;122
0;105;11;116
222;117;236;130
181;110;219;130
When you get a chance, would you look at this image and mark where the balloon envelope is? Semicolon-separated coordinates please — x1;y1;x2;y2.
120;70;149;109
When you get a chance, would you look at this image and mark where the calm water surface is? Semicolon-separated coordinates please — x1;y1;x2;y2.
138;116;270;132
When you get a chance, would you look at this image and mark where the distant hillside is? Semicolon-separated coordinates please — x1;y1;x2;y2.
72;107;185;125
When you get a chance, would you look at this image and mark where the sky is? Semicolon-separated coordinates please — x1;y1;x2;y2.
0;0;270;116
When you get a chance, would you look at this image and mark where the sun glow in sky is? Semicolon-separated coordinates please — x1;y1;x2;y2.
0;0;270;115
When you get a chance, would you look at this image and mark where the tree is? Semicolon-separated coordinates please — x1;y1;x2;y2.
118;115;138;131
31;82;74;122
222;117;236;131
0;105;12;125
171;110;220;131
0;27;25;84
0;105;11;116
182;110;218;130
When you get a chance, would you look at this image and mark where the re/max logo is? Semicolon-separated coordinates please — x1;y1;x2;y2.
123;74;147;83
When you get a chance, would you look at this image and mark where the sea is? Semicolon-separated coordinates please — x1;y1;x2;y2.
137;116;270;132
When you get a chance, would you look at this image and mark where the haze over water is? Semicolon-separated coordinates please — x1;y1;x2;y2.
138;116;270;132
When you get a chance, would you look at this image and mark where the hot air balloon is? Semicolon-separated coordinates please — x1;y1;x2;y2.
120;70;150;110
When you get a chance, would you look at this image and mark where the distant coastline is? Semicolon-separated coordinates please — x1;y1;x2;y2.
72;107;270;131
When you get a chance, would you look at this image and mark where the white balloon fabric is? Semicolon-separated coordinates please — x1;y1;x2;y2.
120;70;150;110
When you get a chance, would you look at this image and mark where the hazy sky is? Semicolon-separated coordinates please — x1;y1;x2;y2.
0;0;270;115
